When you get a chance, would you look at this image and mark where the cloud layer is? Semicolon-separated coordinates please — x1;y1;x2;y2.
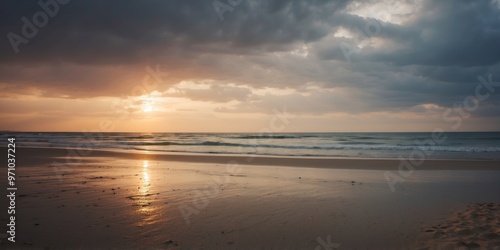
1;0;500;131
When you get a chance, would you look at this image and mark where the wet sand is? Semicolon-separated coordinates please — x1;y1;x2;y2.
1;147;499;249
14;147;500;170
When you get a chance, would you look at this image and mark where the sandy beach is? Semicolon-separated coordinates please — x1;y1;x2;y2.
3;0;500;248
1;147;499;249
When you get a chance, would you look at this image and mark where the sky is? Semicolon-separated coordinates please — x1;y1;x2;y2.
1;0;500;132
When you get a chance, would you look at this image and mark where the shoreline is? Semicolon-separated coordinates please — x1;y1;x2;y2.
16;146;500;170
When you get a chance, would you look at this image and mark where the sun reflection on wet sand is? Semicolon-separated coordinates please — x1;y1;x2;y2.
122;159;171;232
126;160;158;226
138;160;153;214
142;160;150;190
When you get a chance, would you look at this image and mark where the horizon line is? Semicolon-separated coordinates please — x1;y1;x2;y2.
2;130;500;134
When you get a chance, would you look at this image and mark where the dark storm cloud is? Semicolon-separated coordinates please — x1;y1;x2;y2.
367;0;500;67
0;0;347;63
0;0;350;97
0;0;500;118
311;0;500;115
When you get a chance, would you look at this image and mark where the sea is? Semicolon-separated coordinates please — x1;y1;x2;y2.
2;132;500;160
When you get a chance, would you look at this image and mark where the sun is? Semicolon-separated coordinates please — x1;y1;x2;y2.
138;93;160;113
142;103;154;112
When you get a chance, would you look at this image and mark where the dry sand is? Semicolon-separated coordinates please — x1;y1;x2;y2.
417;203;500;249
0;147;499;249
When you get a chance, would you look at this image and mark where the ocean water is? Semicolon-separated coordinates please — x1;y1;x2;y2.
2;132;500;160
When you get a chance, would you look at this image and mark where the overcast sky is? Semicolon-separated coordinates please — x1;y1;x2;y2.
1;0;500;132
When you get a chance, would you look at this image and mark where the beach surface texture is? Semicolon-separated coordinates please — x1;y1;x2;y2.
1;146;499;249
